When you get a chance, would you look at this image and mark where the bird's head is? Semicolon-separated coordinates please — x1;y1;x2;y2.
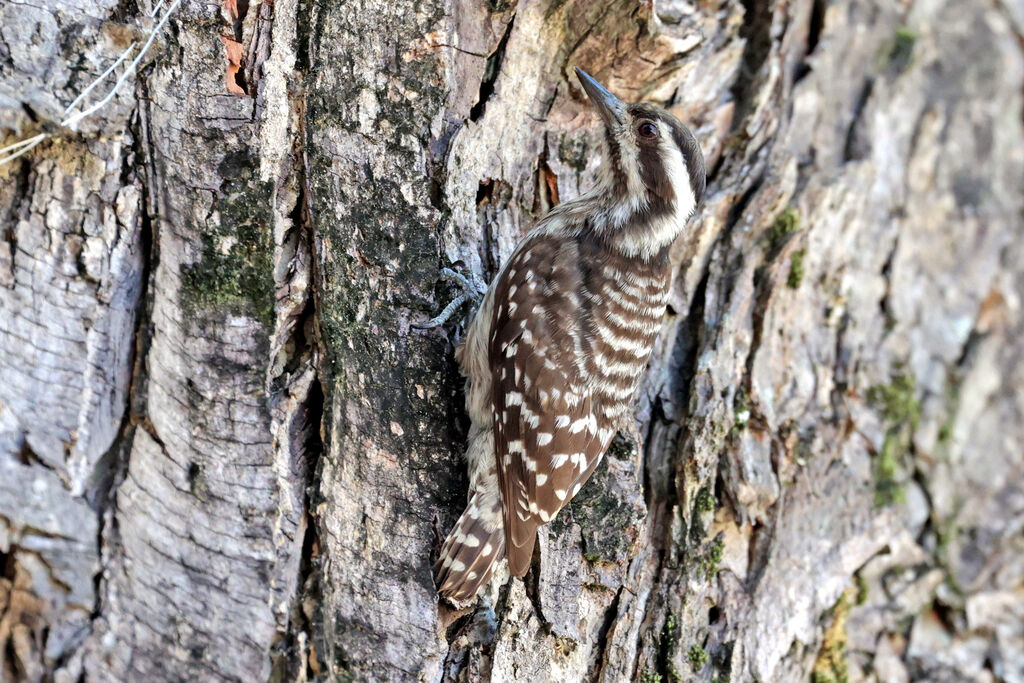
575;67;706;258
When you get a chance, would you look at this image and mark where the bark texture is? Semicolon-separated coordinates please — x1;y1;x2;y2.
0;0;1022;681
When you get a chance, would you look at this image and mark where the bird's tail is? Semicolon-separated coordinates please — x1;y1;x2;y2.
434;491;505;606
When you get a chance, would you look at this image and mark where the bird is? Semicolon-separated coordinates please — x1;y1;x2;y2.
433;67;706;605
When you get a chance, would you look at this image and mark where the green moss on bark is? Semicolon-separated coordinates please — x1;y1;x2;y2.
688;645;709;672
787;248;806;288
180;151;275;326
868;374;920;507
766;207;800;250
812;589;853;683
694;486;715;514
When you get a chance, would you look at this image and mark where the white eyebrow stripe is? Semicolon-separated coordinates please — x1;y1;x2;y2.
660;140;696;220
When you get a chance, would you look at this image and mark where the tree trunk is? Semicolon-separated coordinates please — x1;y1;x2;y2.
1;0;1022;681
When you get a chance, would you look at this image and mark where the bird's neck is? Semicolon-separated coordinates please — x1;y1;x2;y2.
595;188;685;261
545;172;689;262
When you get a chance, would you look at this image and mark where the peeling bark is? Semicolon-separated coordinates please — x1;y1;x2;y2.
1;0;1022;681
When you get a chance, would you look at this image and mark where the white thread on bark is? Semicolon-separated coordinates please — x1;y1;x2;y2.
0;0;181;167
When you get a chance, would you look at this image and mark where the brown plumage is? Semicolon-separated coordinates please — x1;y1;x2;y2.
434;68;706;605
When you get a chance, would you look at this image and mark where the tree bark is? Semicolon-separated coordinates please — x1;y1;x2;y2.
1;0;1022;681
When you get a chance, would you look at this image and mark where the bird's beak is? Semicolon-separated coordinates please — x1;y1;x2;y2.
575;67;626;128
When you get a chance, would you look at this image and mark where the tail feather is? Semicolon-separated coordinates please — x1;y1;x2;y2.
435;494;505;605
506;520;539;578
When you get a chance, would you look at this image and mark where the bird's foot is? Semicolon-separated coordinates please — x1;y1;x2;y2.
413;267;487;330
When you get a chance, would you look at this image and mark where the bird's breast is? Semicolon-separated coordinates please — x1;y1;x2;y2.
580;253;669;409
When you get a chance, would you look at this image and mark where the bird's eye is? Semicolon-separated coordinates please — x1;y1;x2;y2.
638;122;658;138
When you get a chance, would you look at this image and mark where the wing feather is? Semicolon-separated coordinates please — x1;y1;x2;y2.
489;234;612;577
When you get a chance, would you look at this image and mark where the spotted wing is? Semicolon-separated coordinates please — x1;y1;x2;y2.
489;235;611;577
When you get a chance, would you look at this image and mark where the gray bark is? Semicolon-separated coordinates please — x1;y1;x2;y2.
0;0;1022;682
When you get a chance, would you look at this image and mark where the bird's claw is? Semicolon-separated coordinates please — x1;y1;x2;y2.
413;267;487;330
